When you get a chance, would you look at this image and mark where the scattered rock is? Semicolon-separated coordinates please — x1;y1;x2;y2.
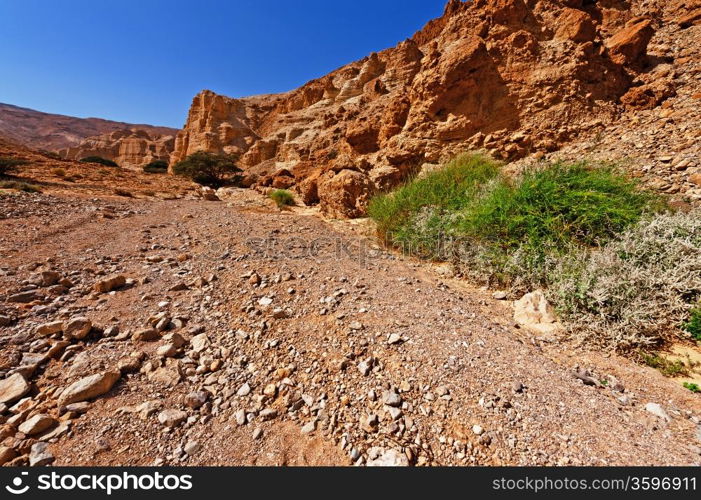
382;389;402;407
0;446;18;466
387;333;403;345
645;403;671;422
366;447;409;467
301;421;316;434
35;321;63;336
29;442;54;466
58;370;121;406
185;391;208;409
93;275;127;293
19;414;56;436
513;291;560;335
132;328;159;342
184;441;201;455
63;317;92;340
259;408;278;421
158;409;188;427
0;373;30;404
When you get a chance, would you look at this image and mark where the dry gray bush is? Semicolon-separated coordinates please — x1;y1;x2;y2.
549;210;701;350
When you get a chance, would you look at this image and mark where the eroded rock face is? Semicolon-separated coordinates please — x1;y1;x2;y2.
170;0;679;217
60;129;175;170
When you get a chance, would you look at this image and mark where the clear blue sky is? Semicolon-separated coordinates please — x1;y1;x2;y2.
0;0;445;128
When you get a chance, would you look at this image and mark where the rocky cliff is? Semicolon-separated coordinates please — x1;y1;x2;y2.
0;102;177;153
59;129;175;170
172;0;701;217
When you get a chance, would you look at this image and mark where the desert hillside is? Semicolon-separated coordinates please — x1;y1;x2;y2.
0;103;177;169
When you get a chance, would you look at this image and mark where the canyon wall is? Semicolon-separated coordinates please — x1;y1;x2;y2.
171;0;701;217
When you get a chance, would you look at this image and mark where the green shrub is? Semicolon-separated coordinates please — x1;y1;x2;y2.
0;156;28;176
0;180;42;193
368;153;501;256
640;352;688;377
460;162;658;251
683;306;701;341
270;189;295;208
369;156;660;284
172;151;242;188
684;382;700;393
143;160;169;174
551;211;701;349
80;156;119;167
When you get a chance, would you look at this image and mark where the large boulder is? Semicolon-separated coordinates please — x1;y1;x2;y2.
606;18;655;67
513;291;561;336
317;169;374;219
555;8;596;43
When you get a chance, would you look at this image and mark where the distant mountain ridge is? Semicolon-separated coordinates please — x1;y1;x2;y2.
0;102;177;152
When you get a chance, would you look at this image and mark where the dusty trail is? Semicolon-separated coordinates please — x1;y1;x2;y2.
1;190;700;466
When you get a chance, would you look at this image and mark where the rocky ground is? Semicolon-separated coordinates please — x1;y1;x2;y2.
1;184;701;467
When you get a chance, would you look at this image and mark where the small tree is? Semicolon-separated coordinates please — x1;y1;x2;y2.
0;156;28;177
80;156;119;167
172;151;242;188
143;160;169;174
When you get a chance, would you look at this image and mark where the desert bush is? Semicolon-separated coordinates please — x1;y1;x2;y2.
80;156;119;167
368;154;501;252
369;157;660;287
639;352;688;377
269;189;295;208
549;210;701;349
0;180;42;193
172;151;242;188
143;160;169;174
52;168;66;177
0;156;28;176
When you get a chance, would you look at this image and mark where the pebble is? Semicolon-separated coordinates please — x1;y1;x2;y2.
184;441;201;455
645;402;671;422
235;409;246;426
158;409;188;427
237;383;251;397
29;442;55;466
301;421;316;434
382;390;402;408
387;333;402;345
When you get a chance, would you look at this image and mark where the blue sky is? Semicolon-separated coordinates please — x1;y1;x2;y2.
0;0;445;128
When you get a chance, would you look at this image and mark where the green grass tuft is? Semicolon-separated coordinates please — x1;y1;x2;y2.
684;382;700;393
368;153;501;257
640;353;688;377
269;189;295;208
